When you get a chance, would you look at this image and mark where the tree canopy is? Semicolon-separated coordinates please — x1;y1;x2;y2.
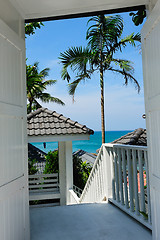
25;22;44;36
44;151;92;189
27;62;64;113
130;9;146;26
59;15;141;143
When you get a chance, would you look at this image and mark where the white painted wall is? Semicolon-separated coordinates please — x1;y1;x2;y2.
11;0;148;21
0;0;24;38
147;0;158;12
0;1;29;239
142;1;160;238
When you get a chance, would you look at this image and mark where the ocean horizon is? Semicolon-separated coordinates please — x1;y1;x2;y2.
31;130;132;154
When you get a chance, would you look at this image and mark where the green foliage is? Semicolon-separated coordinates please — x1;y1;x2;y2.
43;150;92;189
59;15;141;96
28;158;38;175
44;151;59;174
59;15;141;143
73;155;92;189
130;9;146;26
25;22;44;36
26;62;65;113
139;211;148;220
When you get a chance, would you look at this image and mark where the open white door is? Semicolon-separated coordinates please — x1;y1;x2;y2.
142;1;160;239
0;19;29;239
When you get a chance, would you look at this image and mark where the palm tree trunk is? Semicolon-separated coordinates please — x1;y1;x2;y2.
100;67;105;144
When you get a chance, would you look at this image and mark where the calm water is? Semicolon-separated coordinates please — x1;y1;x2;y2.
31;130;132;154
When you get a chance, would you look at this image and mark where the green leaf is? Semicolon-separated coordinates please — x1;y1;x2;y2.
26;62;65;113
25;22;44;36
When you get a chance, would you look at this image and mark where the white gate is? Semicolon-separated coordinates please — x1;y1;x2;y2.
0;19;29;239
142;1;160;239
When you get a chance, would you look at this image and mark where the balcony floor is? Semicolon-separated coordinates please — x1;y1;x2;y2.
30;203;152;240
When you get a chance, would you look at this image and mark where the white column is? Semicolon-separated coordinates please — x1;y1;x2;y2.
58;141;73;205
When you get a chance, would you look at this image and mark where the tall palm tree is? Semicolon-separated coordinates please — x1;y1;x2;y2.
59;15;141;143
27;62;64;113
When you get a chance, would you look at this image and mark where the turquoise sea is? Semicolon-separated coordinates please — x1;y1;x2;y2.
31;130;132;154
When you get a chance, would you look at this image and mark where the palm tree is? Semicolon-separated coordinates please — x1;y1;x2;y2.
59;15;141;143
27;62;64;113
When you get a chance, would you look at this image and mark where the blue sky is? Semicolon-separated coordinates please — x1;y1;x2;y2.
26;12;146;131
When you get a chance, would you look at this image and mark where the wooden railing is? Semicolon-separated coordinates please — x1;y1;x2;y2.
28;173;60;202
79;144;152;229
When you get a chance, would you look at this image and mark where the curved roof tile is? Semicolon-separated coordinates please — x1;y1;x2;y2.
27;108;94;137
112;128;147;146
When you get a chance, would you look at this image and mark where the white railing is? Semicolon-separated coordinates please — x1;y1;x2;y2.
34;162;46;174
80;144;151;229
28;173;60;202
73;185;83;198
69;189;80;204
80;145;109;203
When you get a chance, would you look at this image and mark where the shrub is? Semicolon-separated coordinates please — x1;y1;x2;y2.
28;158;38;175
44;151;59;174
73;155;92;189
43;150;92;189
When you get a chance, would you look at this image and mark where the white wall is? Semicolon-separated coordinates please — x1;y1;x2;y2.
147;0;158;11
0;1;29;239
142;1;160;238
0;0;24;38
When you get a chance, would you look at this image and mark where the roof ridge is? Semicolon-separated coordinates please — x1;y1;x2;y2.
60;116;86;129
44;108;55;115
128;128;144;145
27;108;94;136
111;128;146;146
27;108;46;119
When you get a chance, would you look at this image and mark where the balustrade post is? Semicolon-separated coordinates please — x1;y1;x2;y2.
103;145;113;200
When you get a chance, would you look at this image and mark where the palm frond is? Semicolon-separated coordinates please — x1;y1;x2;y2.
42;80;57;87
40;68;50;78
108;33;141;56
26;62;64;112
120;33;141;47
87;15;123;51
48;97;65;105
37;92;65;105
59;14;141;104
108;67;140;93
59;46;92;82
68;76;87;96
111;58;134;73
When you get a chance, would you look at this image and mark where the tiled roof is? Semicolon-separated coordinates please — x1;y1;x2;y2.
27;108;94;137
28;143;46;162
73;149;96;166
112;128;147;146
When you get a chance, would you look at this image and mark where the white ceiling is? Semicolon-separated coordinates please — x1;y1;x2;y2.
10;0;148;21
